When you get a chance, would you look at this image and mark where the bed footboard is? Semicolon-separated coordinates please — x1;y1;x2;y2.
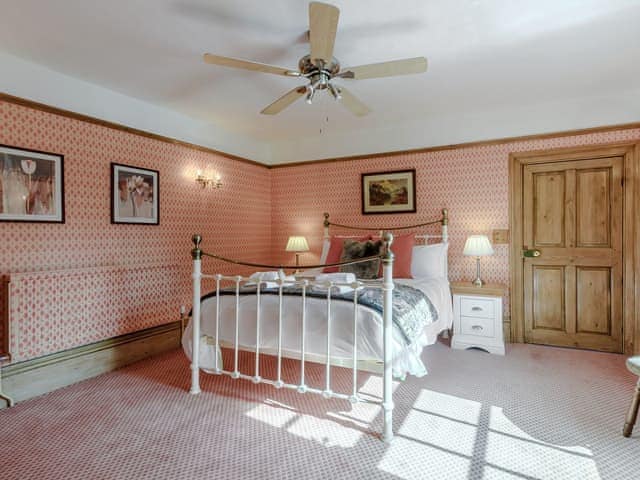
188;233;396;442
187;208;449;443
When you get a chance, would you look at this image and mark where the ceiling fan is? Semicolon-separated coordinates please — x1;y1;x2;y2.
202;2;428;117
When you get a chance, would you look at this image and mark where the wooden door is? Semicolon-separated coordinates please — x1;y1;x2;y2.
521;156;624;352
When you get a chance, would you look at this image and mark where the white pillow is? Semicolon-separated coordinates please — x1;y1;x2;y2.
319;238;331;264
411;243;448;280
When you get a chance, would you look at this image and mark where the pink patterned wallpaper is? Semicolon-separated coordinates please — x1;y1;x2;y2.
2;96;639;363
0;100;272;362
271;128;640;318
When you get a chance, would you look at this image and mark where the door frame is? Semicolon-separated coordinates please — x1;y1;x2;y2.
509;142;639;354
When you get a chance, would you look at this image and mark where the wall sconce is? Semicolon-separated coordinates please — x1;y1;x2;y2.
195;169;222;189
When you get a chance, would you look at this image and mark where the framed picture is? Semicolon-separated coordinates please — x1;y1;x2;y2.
111;163;159;225
0;144;64;223
361;169;416;215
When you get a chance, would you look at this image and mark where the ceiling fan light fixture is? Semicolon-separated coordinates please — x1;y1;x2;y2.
328;83;341;101
305;84;316;104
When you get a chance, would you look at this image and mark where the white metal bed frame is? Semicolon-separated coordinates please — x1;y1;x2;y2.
188;209;448;442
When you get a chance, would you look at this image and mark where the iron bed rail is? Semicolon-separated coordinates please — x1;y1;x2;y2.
187;209;449;443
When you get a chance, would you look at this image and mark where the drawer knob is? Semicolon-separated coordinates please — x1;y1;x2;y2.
471;306;483;312
472;325;483;331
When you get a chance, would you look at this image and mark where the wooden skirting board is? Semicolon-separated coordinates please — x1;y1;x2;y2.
0;321;181;408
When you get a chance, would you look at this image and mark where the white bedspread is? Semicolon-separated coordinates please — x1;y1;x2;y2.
182;276;452;378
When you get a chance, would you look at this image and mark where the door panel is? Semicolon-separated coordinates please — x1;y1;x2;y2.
576;168;610;248
532;266;565;331
522;156;623;352
576;267;611;335
533;172;565;247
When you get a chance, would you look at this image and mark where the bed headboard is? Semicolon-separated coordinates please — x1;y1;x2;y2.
323;208;449;244
322;209;449;278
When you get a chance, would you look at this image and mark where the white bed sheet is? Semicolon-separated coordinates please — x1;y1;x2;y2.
182;276;452;378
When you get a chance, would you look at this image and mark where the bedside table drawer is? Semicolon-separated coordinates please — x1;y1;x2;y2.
460;315;495;337
460;297;495;318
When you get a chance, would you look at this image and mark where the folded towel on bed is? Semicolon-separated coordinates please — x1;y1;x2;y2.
314;272;356;284
250;271;282;281
248;270;285;288
312;272;356;294
312;284;354;295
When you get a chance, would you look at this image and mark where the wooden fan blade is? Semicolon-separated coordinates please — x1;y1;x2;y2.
339;57;427;80
261;86;307;115
337;86;371;117
203;53;299;77
309;2;339;63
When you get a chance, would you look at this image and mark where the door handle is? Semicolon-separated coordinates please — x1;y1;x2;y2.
523;249;541;258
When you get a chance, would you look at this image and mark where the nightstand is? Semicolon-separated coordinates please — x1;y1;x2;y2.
450;282;506;355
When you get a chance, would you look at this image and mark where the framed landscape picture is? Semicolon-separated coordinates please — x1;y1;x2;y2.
0;144;64;223
361;169;416;214
111;163;159;225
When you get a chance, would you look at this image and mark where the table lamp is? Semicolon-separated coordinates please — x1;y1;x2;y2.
285;236;309;268
463;235;494;286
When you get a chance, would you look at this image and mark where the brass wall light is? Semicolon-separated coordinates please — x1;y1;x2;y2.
195;169;222;189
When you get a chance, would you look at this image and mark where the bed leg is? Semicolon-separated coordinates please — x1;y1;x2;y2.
190;235;202;395
382;232;395;443
180;305;187;336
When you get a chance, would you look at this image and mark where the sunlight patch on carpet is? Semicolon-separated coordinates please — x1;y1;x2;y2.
488;405;593;455
246;403;297;428
485;406;600;479
356;375;402;401
287;412;365;448
246;402;365;448
378;389;602;480
244;375;403;447
378;436;472;479
399;409;478;456
412;389;482;425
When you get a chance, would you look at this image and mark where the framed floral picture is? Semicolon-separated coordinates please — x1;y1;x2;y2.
111;163;159;225
0;144;65;223
361;169;416;214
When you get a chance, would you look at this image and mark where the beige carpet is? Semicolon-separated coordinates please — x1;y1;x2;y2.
1;341;638;480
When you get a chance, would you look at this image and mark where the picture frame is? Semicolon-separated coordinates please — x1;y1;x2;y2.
0;144;65;223
111;163;159;225
361;169;416;215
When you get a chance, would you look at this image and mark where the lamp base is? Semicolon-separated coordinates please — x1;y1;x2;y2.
471;256;484;287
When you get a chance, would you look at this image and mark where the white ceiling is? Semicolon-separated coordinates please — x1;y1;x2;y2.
1;0;639;164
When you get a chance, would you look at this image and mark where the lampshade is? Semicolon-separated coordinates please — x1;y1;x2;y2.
463;235;494;256
285;236;309;252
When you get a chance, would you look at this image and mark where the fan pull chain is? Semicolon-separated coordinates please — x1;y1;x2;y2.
320;116;329;135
